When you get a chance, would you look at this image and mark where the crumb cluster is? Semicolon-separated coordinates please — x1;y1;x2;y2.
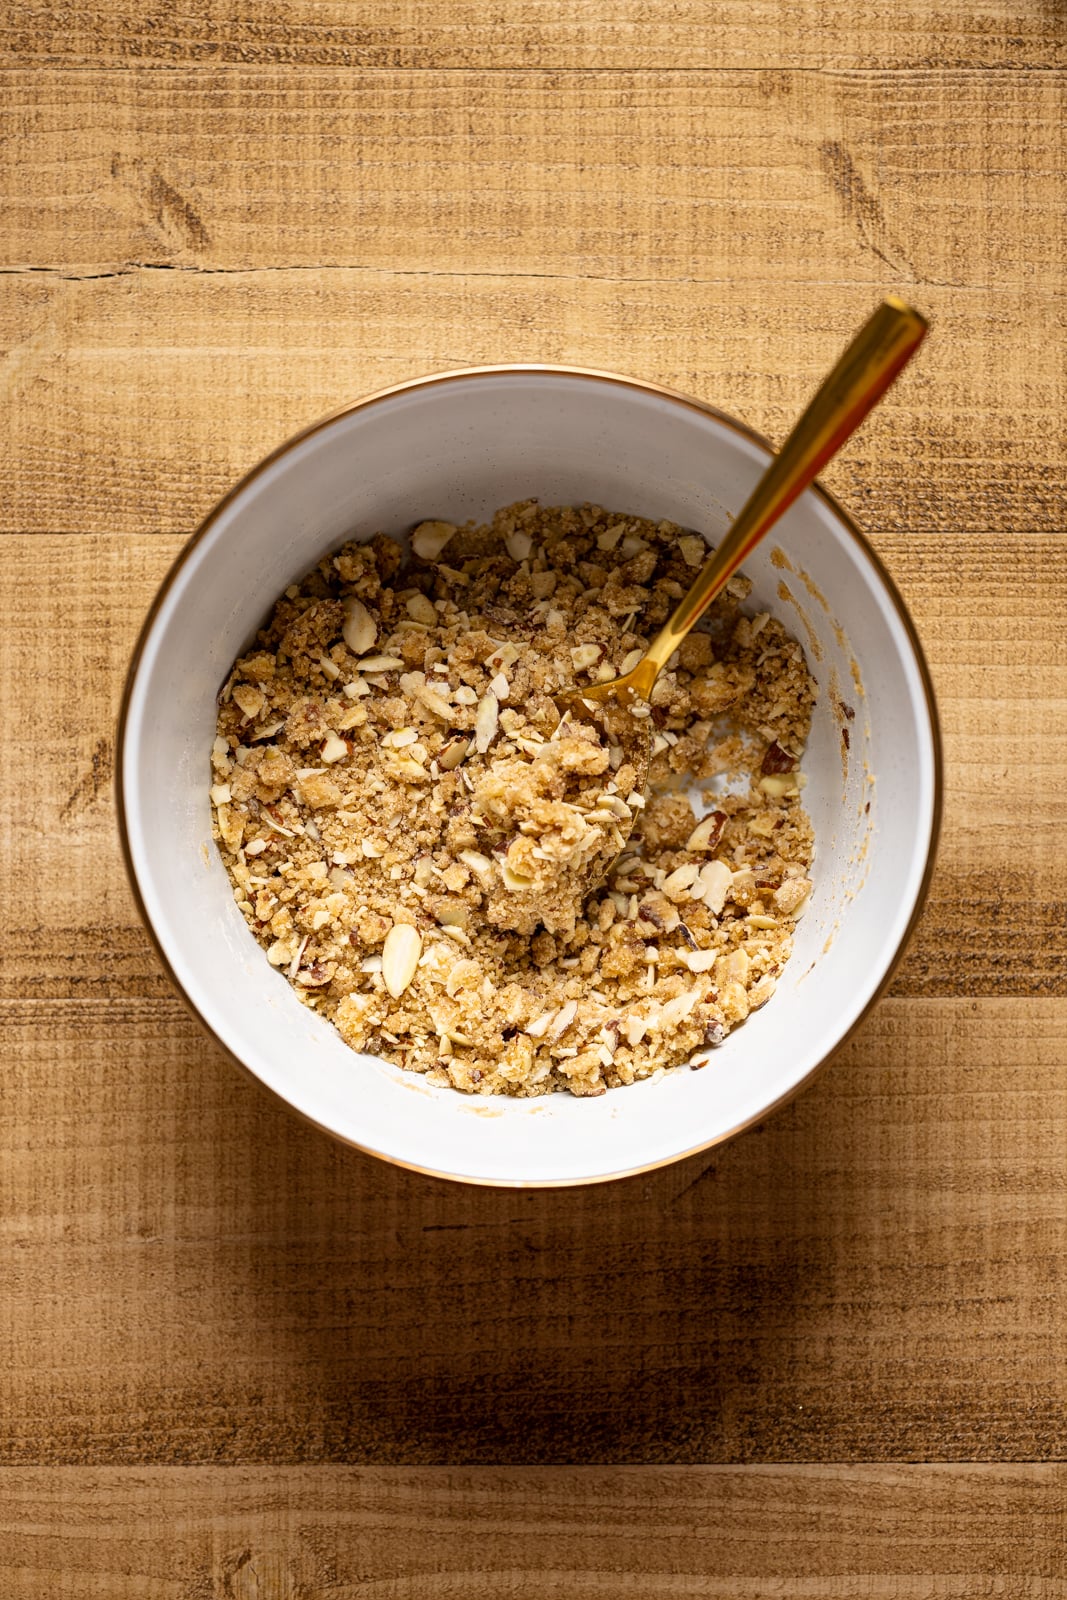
211;502;815;1097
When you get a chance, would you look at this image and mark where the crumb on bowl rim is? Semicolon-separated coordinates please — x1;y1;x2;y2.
114;363;944;1188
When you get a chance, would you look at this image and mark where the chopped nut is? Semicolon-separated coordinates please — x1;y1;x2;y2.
406;593;437;625
382;923;422;998
686;811;727;853
505;530;533;561
474;690;499;754
410;520;457;560
747;974;777;1009
232;683;265;723
696;858;733;915
417;684;454;720
662;862;700;901
759;774;799;798
457;849;493;880
437;735;471;771
356;655;405;673
761;740;796;775
342;597;378;655
774;878;812;917
678;534;706;567
320;734;348;764
548;998;578;1038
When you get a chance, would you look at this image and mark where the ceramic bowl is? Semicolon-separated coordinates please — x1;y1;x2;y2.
118;367;941;1186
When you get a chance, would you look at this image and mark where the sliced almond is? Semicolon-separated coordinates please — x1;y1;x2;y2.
210;783;232;807
287;934;309;982
382;923;423;998
216;803;245;853
525;1010;557;1039
437;736;470;771
548;998;578;1038
342;597;378;656
457;849;493;881
619;534;649;559
411;520;457;561
662;862;700;901
678;534;706;568
596;523;627;550
320;734;348;764
417;685;453;720
759;773;799;798
232;683;265;722
686;811;727;853
483;642;520;670
406;593;437;625
747;973;777;1010
500;862;533;891
489;671;509;702
474;690;499;754
390;756;431;781
505;530;533;561
682;948;717;973
623;1012;648;1046
570;643;602;671
696;858;733;914
355;655;404;673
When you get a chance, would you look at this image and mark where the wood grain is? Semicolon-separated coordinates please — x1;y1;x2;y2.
2;0;1065;1578
1;270;1062;538
2;1465;1065;1598
1;994;1064;1464
3;69;1063;284
4;2;1065;70
3;531;1065;1001
1;72;1064;534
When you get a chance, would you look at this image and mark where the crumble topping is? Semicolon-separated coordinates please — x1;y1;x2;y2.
211;501;815;1097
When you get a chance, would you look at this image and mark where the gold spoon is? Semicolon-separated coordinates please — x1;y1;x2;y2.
560;295;928;870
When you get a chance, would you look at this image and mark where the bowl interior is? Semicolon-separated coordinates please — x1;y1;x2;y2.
120;370;939;1185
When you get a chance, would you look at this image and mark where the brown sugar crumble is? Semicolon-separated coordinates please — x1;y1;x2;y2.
211;502;816;1098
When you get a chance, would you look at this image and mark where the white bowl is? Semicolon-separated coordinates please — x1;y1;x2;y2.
118;367;941;1187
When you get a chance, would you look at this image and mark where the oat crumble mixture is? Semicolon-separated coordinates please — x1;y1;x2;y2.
211;502;816;1098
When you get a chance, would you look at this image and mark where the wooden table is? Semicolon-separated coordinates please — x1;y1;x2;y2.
2;5;1065;1594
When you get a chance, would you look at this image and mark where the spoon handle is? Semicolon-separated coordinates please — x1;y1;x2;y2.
628;297;927;697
